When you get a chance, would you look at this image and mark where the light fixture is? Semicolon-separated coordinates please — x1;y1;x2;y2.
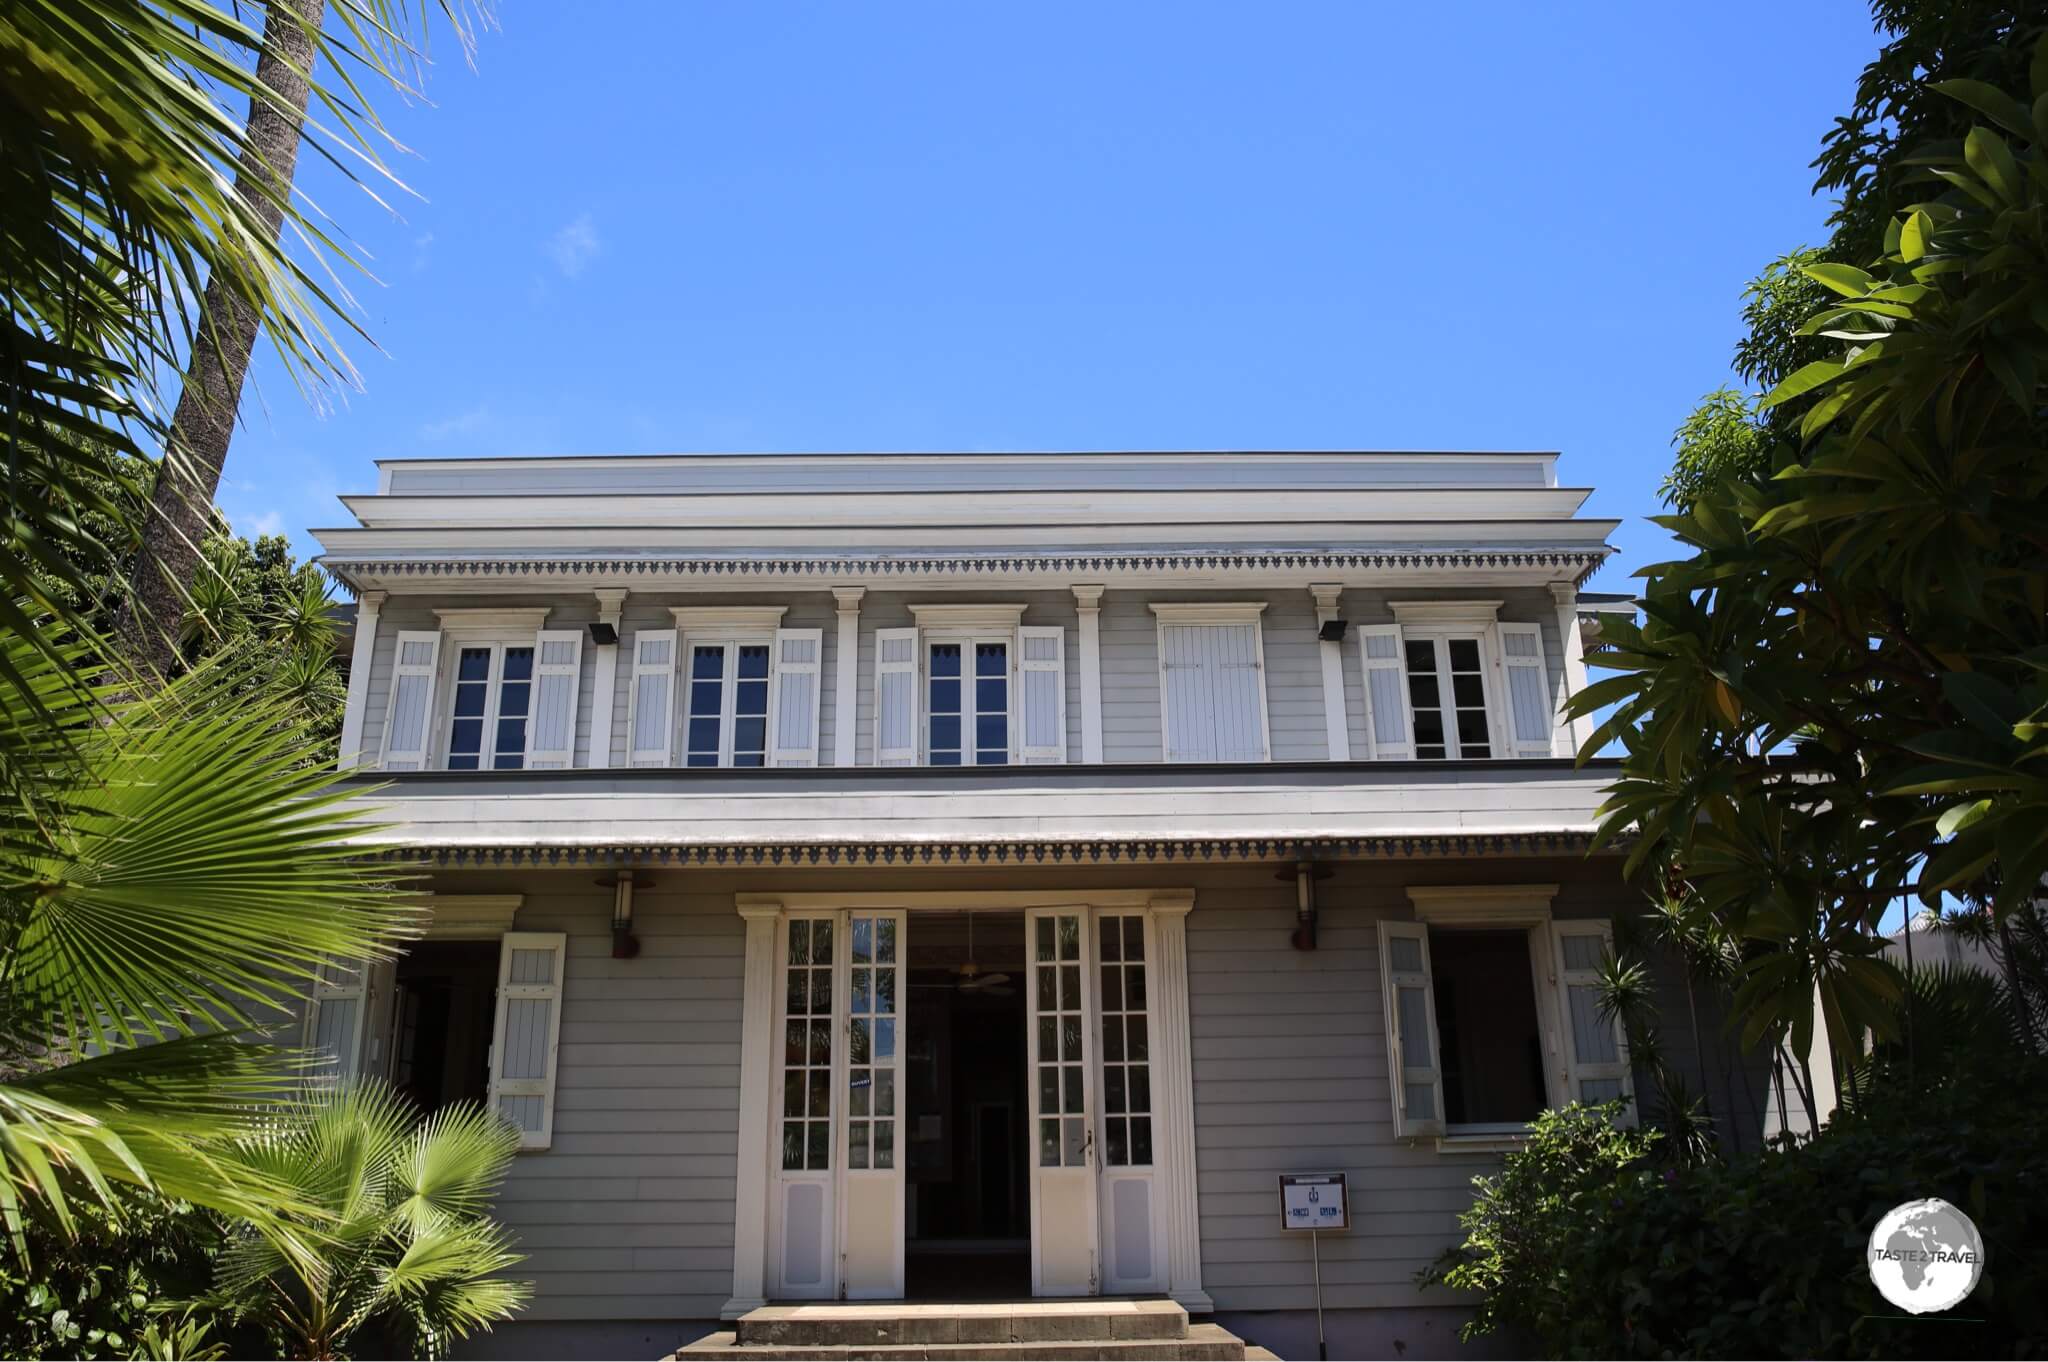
1280;860;1334;951
1317;618;1348;643
588;620;619;646
598;872;645;958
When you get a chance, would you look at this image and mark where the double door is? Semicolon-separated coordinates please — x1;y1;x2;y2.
767;907;1163;1300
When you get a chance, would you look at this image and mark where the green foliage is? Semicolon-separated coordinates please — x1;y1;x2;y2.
212;1083;531;1361
1430;1049;2048;1358
1574;40;2048;1090
1660;387;1770;514
0;1196;221;1360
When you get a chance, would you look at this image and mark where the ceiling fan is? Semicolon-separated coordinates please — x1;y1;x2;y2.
954;916;1013;995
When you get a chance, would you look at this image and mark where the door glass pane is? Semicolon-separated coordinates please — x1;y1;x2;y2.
1099;916;1153;1166
492;646;533;769
687;645;725;767
928;644;963;765
1405;640;1448;760
1446;637;1491;758
782;918;833;1171
845;914;898;1176
973;642;1008;765
447;647;492;769
1034;912;1089;1167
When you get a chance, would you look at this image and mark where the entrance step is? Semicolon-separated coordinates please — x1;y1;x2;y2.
673;1301;1252;1360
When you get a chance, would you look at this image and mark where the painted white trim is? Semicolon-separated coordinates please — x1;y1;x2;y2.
588;589;627;769
377;629;442;771
1551;582;1591;756
409;892;524;940
1496;622;1554;759
1310;584;1350;761
739;888;1191;912
725;899;781;1320
770;628;824;767
873;627;920;767
1377;919;1446;1140
337;590;383;770
433;606;552;636
1146;601;1269;626
1072;586;1104;764
1407;883;1560;924
1146;892;1212;1313
908;602;1029;630
527;629;584;768
676;628;780;767
1018;625;1067;764
671;605;789;631
625;629;679;766
1356;622;1413;760
304;956;370;1082
1552;919;1636;1120
1388;600;1503;627
831;588;863;768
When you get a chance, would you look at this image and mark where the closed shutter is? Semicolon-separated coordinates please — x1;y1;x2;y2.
490;931;566;1151
874;627;919;766
527;630;584;768
1378;921;1445;1139
305;957;368;1082
1018;626;1067;763
1161;623;1267;763
1357;624;1413;760
379;631;442;770
770;628;823;766
1552;921;1633;1119
1497;624;1554;758
627;629;678;766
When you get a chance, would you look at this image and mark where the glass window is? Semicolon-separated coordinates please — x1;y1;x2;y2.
928;638;1008;765
445;643;533;770
684;639;775;767
1099;915;1152;1167
1406;635;1493;760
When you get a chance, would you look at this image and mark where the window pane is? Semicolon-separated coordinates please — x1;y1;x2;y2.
976;643;1007;676
929;715;961;751
687;716;721;761
848;1120;869;1169
1101;966;1122;1012
1040;1118;1060;1166
1062;1116;1086;1166
453;681;488;719
1130;1117;1153;1166
1408;673;1440;708
1103;1017;1124;1061
807;1120;829;1170
691;645;725;679
875;1018;895;1060
737;644;770;678
1125;1015;1147;1061
494;718;527;765
783;1122;805;1170
975;713;1007;751
976;677;1007;713
736;679;769;715
1404;640;1436;672
448;719;483;765
1129;1067;1150;1114
1039;1068;1058;1113
1456;710;1491;755
812;920;833;963
1126;964;1146;1011
456;647;491;682
1448;638;1481;670
874;1070;895;1117
851;916;873;963
1388;936;1422;972
1452;672;1486;708
1036;916;1055;961
1104;1064;1126;1113
1063;1064;1082;1114
733;716;767;756
783;1069;803;1117
929;644;961;677
788;920;810;965
1100;917;1122;962
1106;1117;1129;1166
807;1067;829;1117
784;1021;805;1066
873;1120;894;1168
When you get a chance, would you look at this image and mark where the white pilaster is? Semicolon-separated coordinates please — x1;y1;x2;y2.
832;587;864;768
1072;585;1104;764
1310;583;1350;761
725;898;782;1319
1148;891;1212;1313
337;590;385;770
589;590;628;768
1550;581;1591;756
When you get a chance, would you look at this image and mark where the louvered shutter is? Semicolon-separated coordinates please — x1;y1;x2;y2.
1211;623;1267;761
1378;921;1445;1139
490;932;566;1151
305;957;368;1082
1357;624;1412;760
379;631;442;770
874;627;919;766
770;628;823;766
1159;625;1216;762
527;630;584;768
1018;626;1067;763
1497;624;1554;758
1552;921;1634;1120
627;629;678;766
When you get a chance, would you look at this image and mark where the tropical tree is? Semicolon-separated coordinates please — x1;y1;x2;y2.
213;1083;530;1360
1572;38;2048;1114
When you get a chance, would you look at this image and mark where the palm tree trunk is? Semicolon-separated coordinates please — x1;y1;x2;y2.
115;0;327;677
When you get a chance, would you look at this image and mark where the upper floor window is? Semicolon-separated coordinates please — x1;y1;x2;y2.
378;610;582;771
1358;603;1556;761
1149;603;1269;763
627;607;823;768
875;605;1065;766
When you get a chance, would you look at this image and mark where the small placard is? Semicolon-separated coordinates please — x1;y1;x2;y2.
1279;1173;1349;1232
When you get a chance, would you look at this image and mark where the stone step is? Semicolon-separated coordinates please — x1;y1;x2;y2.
675;1321;1245;1361
732;1300;1189;1347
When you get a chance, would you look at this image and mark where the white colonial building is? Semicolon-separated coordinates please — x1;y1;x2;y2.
310;451;1746;1359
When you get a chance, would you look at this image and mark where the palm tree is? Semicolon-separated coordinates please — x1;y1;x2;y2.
1;0;479;1247
213;1082;531;1360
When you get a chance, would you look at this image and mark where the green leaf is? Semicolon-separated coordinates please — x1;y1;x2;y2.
1801;263;1877;298
1898;210;1933;263
1759;360;1848;410
1964;126;2023;204
1931;79;2037;138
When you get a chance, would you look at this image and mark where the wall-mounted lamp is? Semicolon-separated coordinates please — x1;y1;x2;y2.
598;872;645;958
588;620;620;647
1280;860;1334;950
1317;618;1349;643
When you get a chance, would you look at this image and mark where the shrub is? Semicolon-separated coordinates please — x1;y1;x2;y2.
1426;1061;2048;1358
0;1195;224;1360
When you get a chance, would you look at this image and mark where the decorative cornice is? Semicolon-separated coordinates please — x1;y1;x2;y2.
325;547;1613;585
358;831;1604;869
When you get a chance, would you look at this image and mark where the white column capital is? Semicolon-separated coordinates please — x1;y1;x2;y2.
595;588;628;622
356;589;388;612
1309;582;1343;616
832;590;862;767
734;895;786;923
1071;584;1105;610
833;586;868;611
1147;891;1196;918
1548;580;1577;606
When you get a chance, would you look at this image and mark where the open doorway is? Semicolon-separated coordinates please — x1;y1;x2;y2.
388;941;498;1114
905;912;1029;1299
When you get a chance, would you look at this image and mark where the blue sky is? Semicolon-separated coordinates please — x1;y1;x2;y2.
228;0;1884;593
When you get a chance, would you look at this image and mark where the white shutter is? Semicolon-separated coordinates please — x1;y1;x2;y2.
1018;625;1067;764
874;627;919;766
1211;622;1267;761
379;631;442;770
1551;921;1634;1120
1159;625;1215;762
490;931;566;1151
527;629;584;769
1497;623;1555;758
304;957;368;1082
627;629;678;767
1358;624;1412;760
770;628;823;767
1378;921;1445;1139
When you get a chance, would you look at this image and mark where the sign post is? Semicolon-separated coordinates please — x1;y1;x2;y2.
1278;1174;1348;1361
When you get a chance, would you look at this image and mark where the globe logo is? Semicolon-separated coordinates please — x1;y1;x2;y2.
1867;1198;1984;1315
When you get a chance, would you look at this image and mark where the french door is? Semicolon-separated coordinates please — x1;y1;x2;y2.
769;910;906;1300
1028;907;1099;1296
